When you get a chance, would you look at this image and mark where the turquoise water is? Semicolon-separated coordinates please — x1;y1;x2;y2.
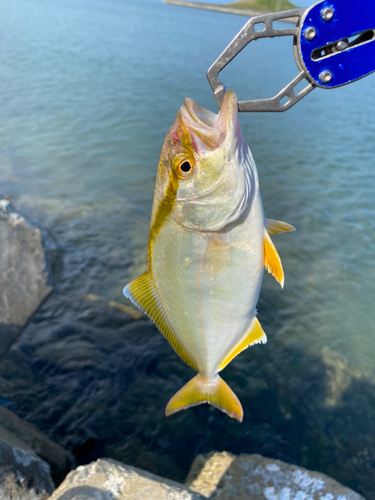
1;0;375;493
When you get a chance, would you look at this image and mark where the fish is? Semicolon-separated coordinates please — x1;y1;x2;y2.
124;90;294;422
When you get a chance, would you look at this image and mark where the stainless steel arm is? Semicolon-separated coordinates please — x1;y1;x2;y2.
207;8;315;112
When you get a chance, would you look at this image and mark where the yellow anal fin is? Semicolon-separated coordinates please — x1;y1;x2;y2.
264;230;284;288
266;218;295;235
165;374;243;422
123;271;198;371
218;318;267;372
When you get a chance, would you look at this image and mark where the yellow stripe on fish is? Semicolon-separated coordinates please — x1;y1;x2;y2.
147;171;179;267
147;119;197;266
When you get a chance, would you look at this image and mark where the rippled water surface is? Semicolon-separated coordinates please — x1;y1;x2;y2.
1;0;375;495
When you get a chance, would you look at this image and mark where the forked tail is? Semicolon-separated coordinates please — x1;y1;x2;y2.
165;374;243;422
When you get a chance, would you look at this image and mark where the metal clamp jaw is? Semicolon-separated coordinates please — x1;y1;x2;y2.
207;0;375;112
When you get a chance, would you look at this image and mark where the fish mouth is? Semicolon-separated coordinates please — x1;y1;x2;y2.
183;98;218;128
178;91;240;152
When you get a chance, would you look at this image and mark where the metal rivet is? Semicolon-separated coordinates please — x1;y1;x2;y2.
336;40;348;51
321;7;334;21
320;70;332;83
303;27;317;41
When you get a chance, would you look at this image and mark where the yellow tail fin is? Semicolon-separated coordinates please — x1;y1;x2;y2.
165;374;243;422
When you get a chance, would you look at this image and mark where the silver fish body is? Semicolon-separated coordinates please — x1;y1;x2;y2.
124;91;294;421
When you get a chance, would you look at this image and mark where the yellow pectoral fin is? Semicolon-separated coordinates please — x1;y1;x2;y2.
266;218;295;235
203;234;231;276
165;374;243;422
123;271;198;371
218;318;267;372
264;231;284;288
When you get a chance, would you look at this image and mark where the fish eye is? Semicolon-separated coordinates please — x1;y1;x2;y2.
174;156;195;179
180;161;191;173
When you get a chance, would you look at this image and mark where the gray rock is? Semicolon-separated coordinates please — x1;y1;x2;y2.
0;474;48;500
0;198;57;358
0;421;55;500
49;458;205;500
186;451;235;498
0;405;75;486
186;452;365;500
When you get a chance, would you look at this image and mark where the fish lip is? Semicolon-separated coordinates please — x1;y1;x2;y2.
178;99;222;152
182;98;218;128
181;90;238;131
178;91;240;155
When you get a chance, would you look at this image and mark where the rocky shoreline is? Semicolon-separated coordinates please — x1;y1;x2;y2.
0;198;373;499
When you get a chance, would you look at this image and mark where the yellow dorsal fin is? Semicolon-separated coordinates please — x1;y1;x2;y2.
123;271;198;371
165;374;243;422
266;218;295;235
264;230;284;288
218;318;267;372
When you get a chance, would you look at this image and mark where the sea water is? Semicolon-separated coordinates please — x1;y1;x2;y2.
1;0;374;374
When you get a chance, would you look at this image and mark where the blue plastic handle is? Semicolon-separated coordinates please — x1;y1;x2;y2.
299;0;375;88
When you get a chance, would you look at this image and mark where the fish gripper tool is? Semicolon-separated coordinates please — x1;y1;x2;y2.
207;0;375;112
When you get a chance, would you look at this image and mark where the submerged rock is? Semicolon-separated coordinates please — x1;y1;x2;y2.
0;405;74;486
0;421;54;500
0;198;58;359
186;452;365;500
49;458;205;500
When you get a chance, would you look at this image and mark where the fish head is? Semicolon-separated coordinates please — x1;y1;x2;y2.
155;90;255;232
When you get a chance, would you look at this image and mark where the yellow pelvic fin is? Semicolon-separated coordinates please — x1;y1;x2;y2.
264;230;284;288
266;218;295;235
123;271;198;371
165;374;243;422
218;318;267;372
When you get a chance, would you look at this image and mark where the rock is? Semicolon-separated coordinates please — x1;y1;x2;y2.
186;452;365;500
0;421;54;500
186;451;235;498
49;458;205;500
320;347;362;407
0;474;48;500
0;198;58;359
0;405;74;486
